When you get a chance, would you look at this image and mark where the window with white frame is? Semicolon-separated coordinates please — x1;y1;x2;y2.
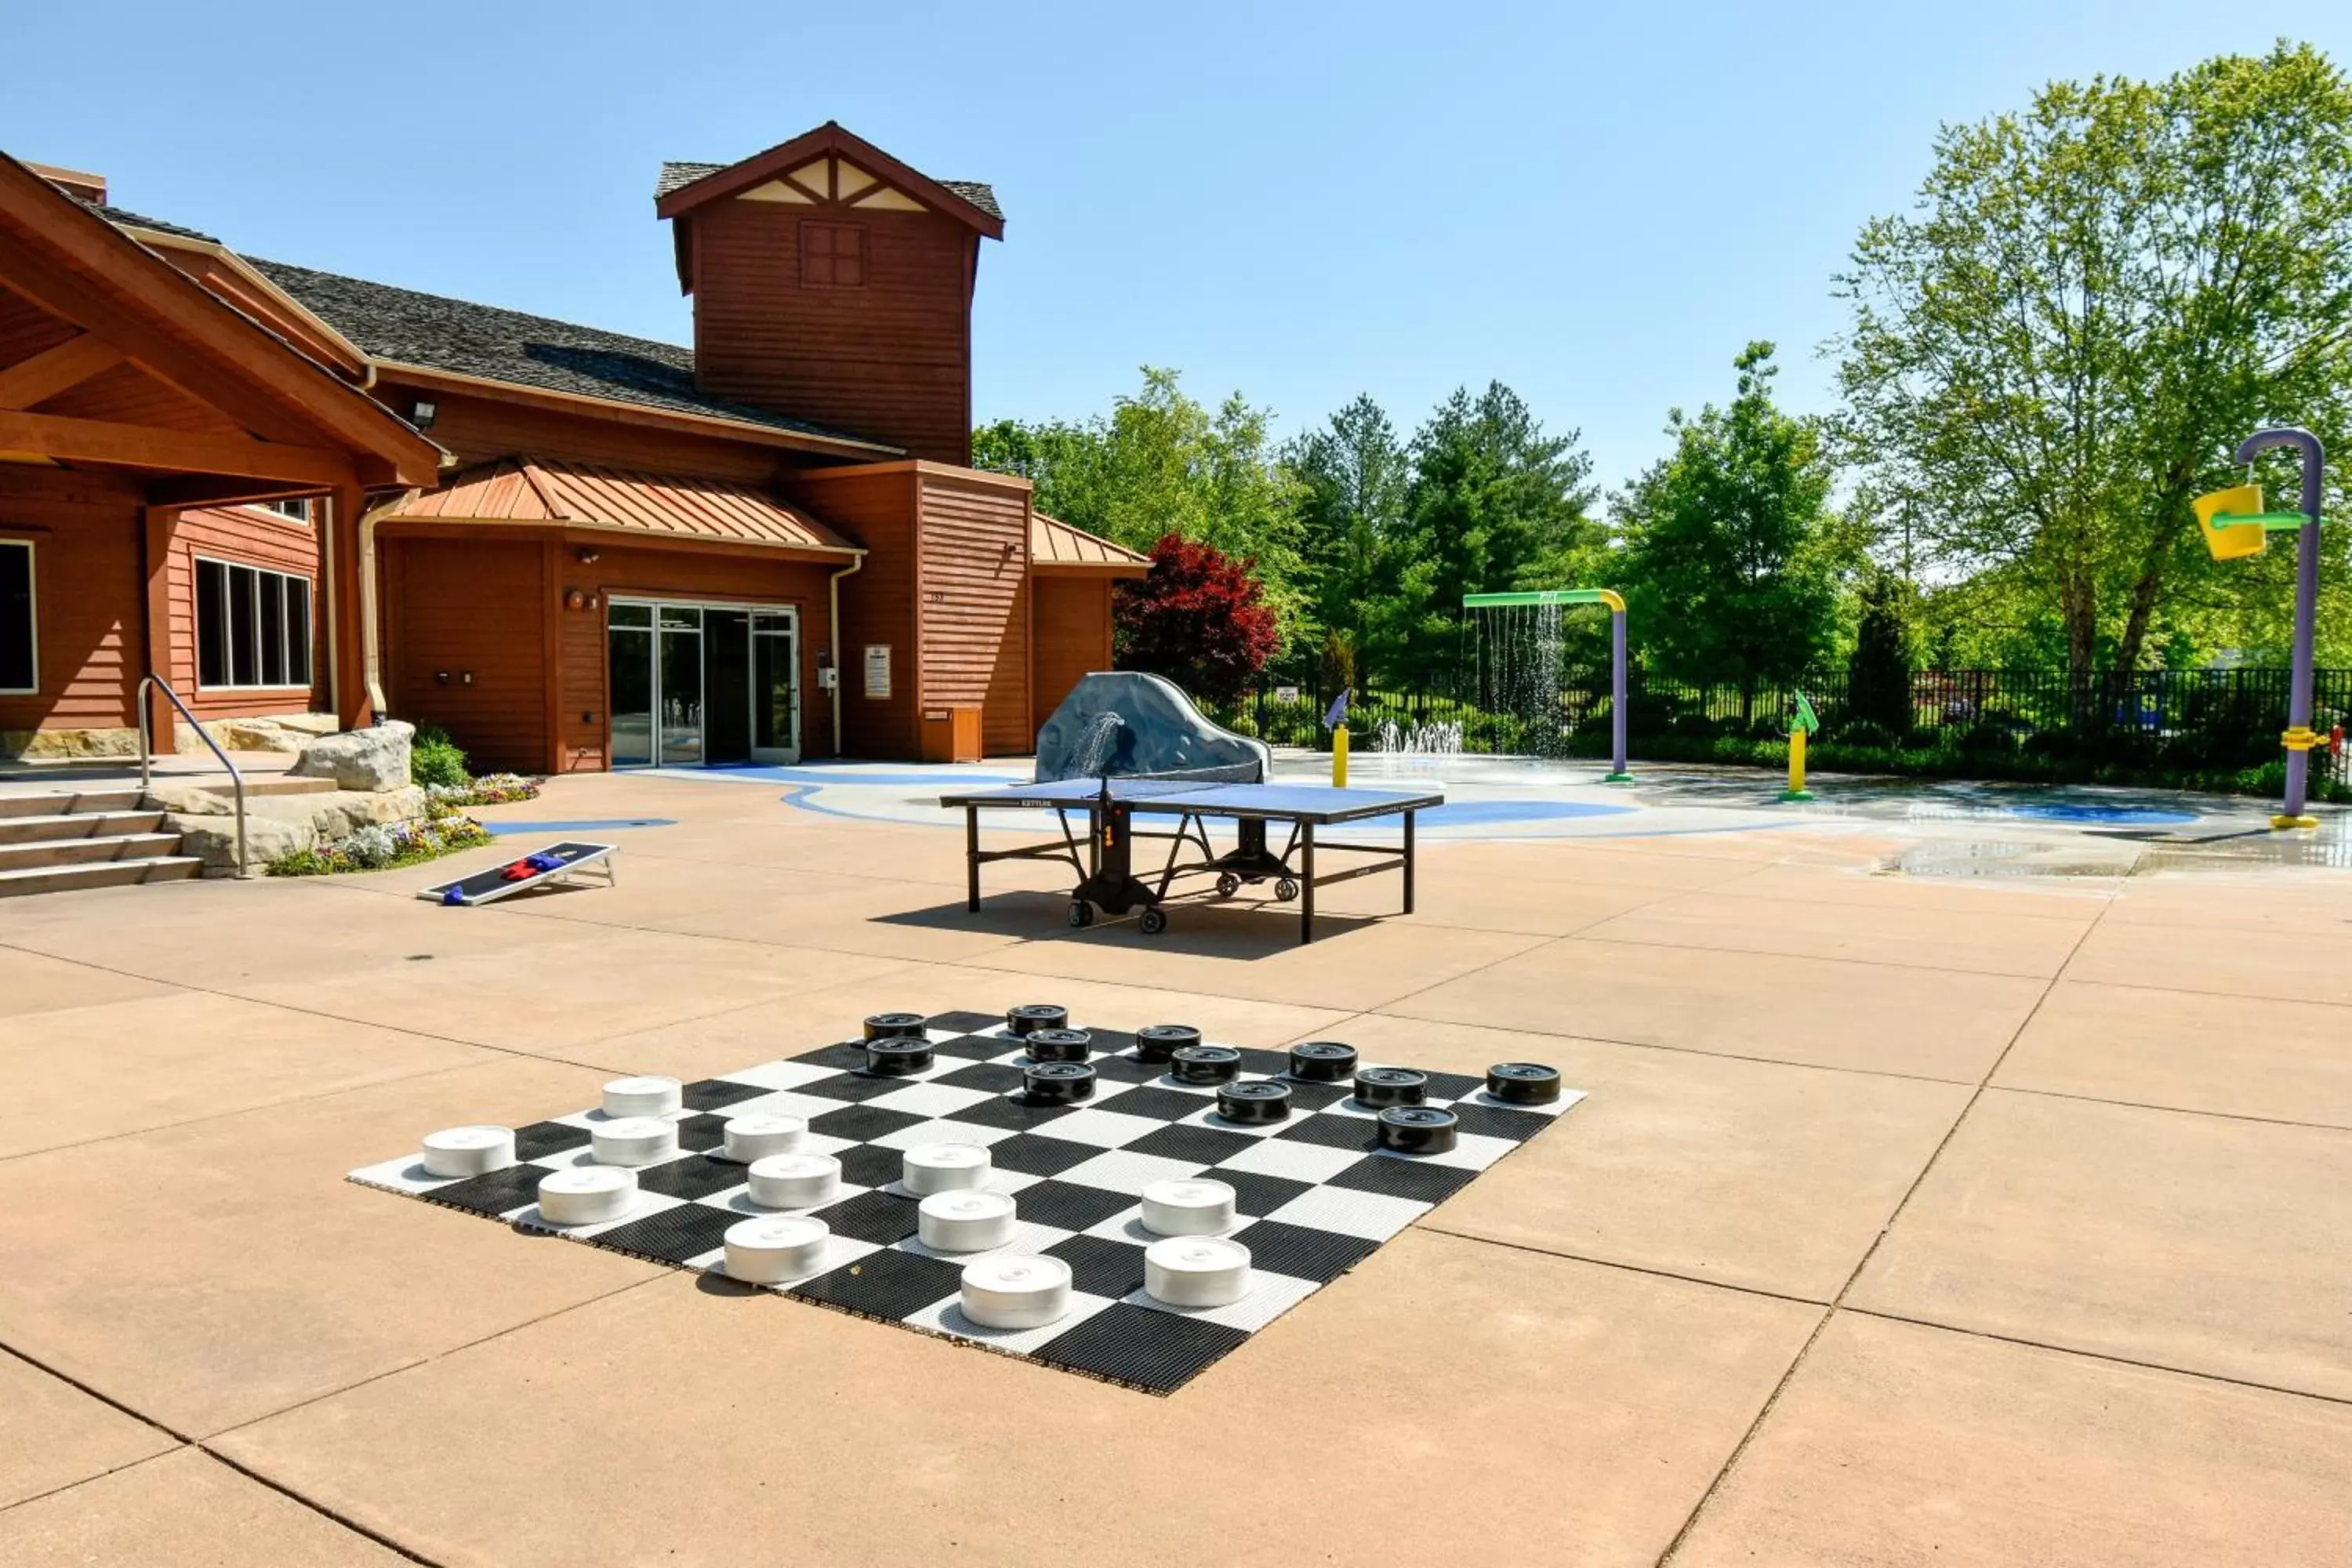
260;499;313;523
0;539;33;695
196;557;312;690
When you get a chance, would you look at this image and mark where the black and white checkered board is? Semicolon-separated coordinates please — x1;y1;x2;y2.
349;1011;1584;1393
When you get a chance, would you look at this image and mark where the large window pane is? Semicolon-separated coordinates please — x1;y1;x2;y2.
196;558;227;688
259;572;287;687
608;624;653;767
228;565;257;687
285;578;312;686
0;541;31;693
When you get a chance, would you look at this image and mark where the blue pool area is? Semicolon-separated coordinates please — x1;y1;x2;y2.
2007;804;2201;826
482;818;677;834
1418;799;1639;826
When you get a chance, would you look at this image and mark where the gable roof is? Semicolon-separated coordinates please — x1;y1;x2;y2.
245;259;897;456
655;162;1002;223
654;122;1004;238
0;151;441;491
385;456;860;555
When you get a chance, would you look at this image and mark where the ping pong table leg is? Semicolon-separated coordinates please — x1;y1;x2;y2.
1299;821;1316;943
965;806;981;913
1403;808;1415;914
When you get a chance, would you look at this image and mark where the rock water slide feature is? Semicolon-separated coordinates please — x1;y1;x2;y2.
1033;672;1269;784
350;1004;1584;1393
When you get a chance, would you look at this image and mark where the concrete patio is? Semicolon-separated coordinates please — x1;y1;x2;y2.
1;768;2347;1566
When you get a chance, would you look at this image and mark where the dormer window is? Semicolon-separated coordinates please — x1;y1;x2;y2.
800;222;865;289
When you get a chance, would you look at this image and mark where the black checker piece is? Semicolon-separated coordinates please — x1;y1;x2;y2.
1094;1085;1213;1123
1228;1220;1379;1283
681;1078;771;1113
1044;1234;1152;1297
808;1189;921;1245
673;1113;730;1152
924;1011;1004;1034
1326;1154;1479;1203
791;1248;964;1319
1013;1180;1139;1231
1124;1123;1258;1166
1036;1302;1248;1393
594;1203;737;1265
985;1133;1105;1178
1271;1112;1384;1152
942;1094;1078;1133
933;1061;1028;1094
510;1121;591;1161
931;1033;1014;1062
796;1072;917;1105
807;1104;927;1142
1443;1102;1554;1142
426;1163;549;1216
791;1041;871;1073
636;1155;750;1201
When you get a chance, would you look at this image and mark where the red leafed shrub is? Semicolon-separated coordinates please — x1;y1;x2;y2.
1113;533;1280;705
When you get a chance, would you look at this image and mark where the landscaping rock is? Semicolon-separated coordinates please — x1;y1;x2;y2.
291;720;415;792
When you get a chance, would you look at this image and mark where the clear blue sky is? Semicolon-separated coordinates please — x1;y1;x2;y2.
7;2;2350;493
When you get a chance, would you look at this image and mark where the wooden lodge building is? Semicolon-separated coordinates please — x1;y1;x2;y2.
0;123;1145;772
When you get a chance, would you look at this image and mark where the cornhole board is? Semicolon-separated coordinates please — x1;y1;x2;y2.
418;840;617;906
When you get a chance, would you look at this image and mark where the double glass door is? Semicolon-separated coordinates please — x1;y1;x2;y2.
608;601;799;768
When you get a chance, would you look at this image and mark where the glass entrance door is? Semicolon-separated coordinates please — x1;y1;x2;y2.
608;599;798;768
752;610;799;763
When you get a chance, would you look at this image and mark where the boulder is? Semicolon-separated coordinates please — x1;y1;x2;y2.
291;720;415;793
1033;672;1270;783
159;784;427;873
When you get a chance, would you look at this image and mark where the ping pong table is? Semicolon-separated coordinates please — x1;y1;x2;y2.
940;776;1443;943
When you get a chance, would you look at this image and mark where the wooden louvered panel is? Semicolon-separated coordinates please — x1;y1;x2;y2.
916;472;1028;754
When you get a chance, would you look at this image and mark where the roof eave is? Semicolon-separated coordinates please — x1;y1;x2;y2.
655;123;1004;240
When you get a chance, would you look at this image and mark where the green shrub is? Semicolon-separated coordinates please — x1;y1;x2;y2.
410;725;470;789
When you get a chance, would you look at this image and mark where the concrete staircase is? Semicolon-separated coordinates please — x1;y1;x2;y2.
0;786;204;897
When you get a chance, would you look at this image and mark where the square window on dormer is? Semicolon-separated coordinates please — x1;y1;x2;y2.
801;221;866;289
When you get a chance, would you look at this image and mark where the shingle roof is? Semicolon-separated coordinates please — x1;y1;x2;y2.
243;259;894;450
89;202;219;244
655;160;1002;221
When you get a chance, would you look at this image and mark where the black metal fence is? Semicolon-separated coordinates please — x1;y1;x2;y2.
1207;661;2352;786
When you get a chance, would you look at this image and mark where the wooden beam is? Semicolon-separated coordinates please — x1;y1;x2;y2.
0;409;355;486
144;474;324;510
0;333;123;410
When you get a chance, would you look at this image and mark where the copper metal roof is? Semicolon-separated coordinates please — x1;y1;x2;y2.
1029;513;1149;572
388;458;859;554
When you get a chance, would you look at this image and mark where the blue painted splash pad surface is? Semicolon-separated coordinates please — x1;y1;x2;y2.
482;818;677;834
2006;804;2199;826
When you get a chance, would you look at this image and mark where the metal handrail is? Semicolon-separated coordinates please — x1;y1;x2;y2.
136;675;249;880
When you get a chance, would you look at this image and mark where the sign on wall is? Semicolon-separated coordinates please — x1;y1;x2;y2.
862;644;891;699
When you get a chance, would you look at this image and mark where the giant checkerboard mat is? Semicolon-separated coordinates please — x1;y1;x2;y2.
350;1010;1584;1393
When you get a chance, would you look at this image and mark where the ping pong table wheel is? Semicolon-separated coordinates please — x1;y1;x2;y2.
1274;877;1300;902
1214;872;1241;898
1138;908;1169;936
1066;901;1094;928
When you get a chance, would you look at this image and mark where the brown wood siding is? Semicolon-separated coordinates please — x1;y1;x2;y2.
167;506;326;719
691;202;975;465
0;466;143;733
786;466;918;757
378;383;789;482
554;541;837;771
38;359;249;435
1029;575;1112;729
916;472;1029;756
381;535;549;773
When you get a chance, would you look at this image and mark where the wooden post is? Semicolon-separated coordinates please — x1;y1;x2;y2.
139;506;177;756
325;481;370;729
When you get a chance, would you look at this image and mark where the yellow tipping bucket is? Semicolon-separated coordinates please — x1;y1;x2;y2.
2194;484;2268;561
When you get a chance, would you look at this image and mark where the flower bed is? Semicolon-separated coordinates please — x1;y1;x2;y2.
266;814;495;877
424;772;542;811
